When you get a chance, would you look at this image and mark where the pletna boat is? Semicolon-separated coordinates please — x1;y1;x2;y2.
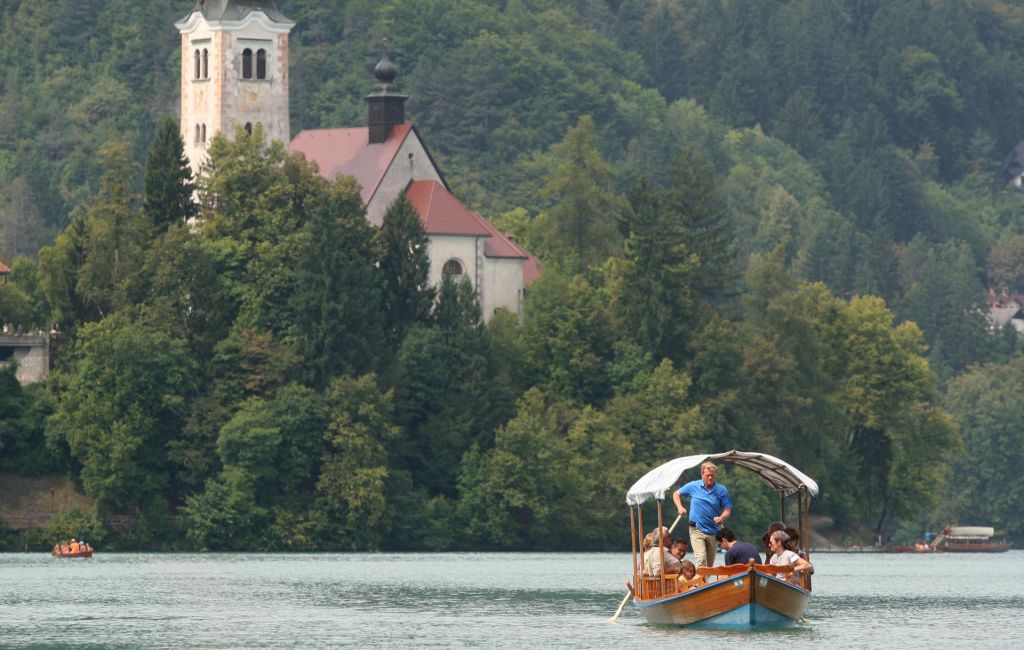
621;450;817;629
931;526;1012;553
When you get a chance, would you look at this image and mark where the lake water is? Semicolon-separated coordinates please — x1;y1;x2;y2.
1;551;1022;649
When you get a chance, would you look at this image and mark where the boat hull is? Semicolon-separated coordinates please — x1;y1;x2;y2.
52;550;93;558
943;542;1012;553
634;569;809;629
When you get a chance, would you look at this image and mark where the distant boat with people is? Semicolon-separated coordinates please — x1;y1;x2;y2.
882;525;1012;553
932;526;1012;553
612;450;817;629
51;539;94;558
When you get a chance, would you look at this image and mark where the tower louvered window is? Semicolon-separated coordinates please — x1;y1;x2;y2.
242;49;253;79
256;49;267;79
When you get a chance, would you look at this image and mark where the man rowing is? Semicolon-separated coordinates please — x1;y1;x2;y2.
672;461;732;569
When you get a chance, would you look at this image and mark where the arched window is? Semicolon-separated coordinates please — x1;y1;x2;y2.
443;259;464;277
256;49;267;79
242;49;253;79
194;50;201;79
194;124;200;143
244;122;253;135
201;48;209;79
200;124;206;143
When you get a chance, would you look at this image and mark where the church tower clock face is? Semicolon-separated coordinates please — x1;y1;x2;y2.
176;2;294;176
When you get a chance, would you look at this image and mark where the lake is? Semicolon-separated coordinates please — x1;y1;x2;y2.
1;551;1021;648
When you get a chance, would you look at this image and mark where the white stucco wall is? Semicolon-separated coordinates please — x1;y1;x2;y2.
365;132;444;226
178;12;292;176
481;256;525;319
426;235;480;290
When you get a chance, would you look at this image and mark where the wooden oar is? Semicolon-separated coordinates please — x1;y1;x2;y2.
608;514;683;624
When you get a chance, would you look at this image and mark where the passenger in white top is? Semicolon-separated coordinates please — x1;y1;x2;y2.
643;527;682;576
767;530;813;582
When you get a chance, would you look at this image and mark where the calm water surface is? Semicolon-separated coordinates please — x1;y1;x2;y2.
1;551;1022;648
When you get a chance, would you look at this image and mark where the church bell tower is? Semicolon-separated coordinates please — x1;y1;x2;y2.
176;1;294;176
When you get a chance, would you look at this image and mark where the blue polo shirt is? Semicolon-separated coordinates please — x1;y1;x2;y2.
677;479;732;535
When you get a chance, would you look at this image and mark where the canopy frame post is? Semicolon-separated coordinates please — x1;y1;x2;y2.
630;505;639;594
657;499;666;595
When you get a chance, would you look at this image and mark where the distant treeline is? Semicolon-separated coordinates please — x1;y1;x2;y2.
2;0;1024;549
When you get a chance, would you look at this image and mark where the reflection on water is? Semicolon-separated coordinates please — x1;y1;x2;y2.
1;552;1022;649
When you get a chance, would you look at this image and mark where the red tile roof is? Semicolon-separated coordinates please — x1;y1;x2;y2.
404;180;541;283
290;124;414;204
405;180;492;237
0;261;10;274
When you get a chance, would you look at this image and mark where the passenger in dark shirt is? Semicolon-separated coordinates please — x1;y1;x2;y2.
715;527;762;566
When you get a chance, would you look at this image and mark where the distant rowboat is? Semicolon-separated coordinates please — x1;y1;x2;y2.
52;549;93;558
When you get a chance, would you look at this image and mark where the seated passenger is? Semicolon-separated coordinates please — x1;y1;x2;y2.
678;560;705;589
768;531;813;582
643;526;682;577
670;538;688;561
764;521;787;559
69;539;80;553
716;527;762;565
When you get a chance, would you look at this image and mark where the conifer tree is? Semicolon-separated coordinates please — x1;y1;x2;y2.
142;117;196;230
291;177;385;388
663;147;738;305
537;115;621;273
376;195;434;344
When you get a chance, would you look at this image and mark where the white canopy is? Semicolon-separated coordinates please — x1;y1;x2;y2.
625;450;819;505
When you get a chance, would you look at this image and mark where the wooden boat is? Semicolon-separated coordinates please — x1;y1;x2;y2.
933;526;1012;553
622;450;817;629
52;549;93;558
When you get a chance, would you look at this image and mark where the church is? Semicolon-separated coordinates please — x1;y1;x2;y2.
175;0;538;320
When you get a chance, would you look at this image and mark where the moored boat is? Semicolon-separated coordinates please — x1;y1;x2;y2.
620;450;817;629
932;526;1012;553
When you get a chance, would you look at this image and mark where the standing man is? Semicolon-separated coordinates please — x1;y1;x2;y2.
716;527;762;566
673;461;732;569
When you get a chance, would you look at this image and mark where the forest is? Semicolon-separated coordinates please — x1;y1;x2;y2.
2;0;1024;551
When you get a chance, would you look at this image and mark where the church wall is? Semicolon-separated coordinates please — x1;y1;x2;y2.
365;132;444;226
482;257;525;319
427;234;480;290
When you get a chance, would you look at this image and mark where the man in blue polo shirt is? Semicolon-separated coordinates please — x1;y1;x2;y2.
672;461;732;569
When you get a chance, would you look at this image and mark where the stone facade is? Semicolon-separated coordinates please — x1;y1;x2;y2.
0;334;50;385
176;8;294;176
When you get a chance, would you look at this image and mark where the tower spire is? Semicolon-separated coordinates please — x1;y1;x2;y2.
366;41;408;144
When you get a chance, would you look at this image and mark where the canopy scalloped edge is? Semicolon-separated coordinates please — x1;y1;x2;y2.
625;450;818;505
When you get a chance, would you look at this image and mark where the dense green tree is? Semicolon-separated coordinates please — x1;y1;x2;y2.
662;147;738;304
48;314;195;513
944;357;1024;540
141;117;196;230
376;195;433;345
317;373;399;550
519;271;616;406
896;236;992;377
76;142;151;319
534;115;622;273
291;177;384;387
986;234;1024;292
613;178;699;365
